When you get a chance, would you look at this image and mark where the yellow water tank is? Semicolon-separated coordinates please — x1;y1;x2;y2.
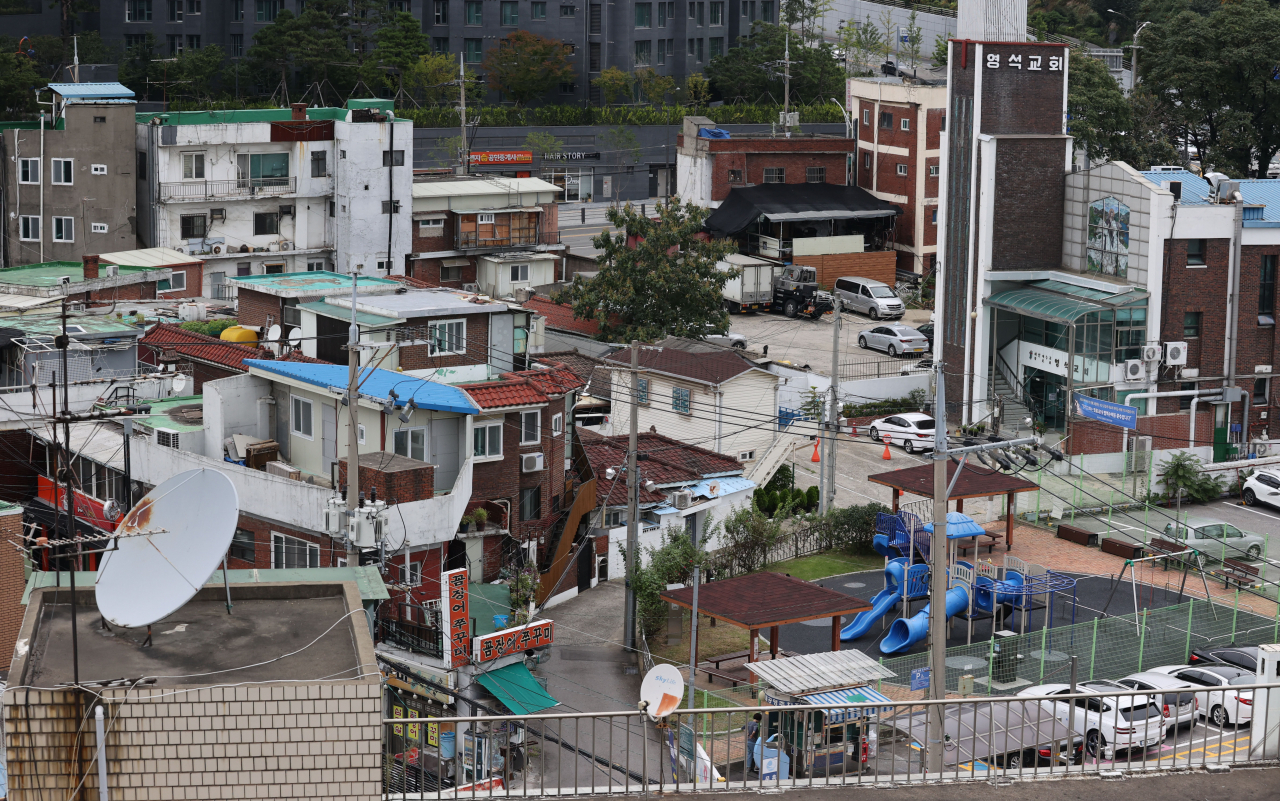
220;326;258;344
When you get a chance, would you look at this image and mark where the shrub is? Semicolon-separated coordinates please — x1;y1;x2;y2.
634;522;714;636
826;502;891;556
179;319;239;338
805;485;820;511
1156;451;1226;504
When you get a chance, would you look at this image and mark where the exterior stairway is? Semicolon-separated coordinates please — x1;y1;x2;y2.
991;370;1032;435
746;429;810;487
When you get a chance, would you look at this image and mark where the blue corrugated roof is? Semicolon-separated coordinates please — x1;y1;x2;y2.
1138;170;1212;203
48;82;135;99
245;359;479;415
1239;179;1280;226
689;476;755;499
798;686;895;723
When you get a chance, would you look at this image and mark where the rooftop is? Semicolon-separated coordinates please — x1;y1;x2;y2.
578;429;744;504
460;378;550;409
411;176;562;200
0;261;163;293
15;315;142;338
135;107;352;126
298;301;399;327
330;288;512;319
661;572;871;628
49;82;135;100
705;183;902;238
603;340;760;385
140;323;324;370
98;247;204;269
868;461;1041;500
126;394;205;433
523;296;607;338
245;359;479;415
1138;169;1213;203
229;272;400;299
532;350;612;399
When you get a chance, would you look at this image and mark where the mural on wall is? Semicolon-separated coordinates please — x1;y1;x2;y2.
1086;197;1130;278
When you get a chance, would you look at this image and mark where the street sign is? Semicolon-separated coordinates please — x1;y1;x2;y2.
910;667;930;691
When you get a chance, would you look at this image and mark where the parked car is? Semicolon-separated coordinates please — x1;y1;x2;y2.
1190;646;1259;672
858;325;930;357
1112;672;1199;733
1149;664;1257;727
1019;682;1167;759
834;277;905;320
868;413;936;454
1162;517;1266;564
702;325;747;349
916;322;934;351
1242;470;1280;509
900;699;1082;770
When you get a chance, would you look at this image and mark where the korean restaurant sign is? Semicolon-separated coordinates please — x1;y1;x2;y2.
443;568;470;668
469;151;533;165
473;620;555;663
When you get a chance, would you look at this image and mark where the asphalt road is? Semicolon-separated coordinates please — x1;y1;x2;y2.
726;307;932;372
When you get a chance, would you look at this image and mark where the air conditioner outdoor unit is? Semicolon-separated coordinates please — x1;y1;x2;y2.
1142;344;1162;362
1254;439;1271;457
1124;359;1145;380
672;490;693;509
279;205;294;216
1165;341;1189;366
210;208;226;221
522;452;545;472
463;283;479;293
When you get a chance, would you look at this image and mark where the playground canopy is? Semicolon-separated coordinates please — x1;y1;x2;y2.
660;572;872;662
867;462;1040;549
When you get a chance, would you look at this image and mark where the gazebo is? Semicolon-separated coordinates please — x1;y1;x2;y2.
867;462;1040;550
659;572;872;667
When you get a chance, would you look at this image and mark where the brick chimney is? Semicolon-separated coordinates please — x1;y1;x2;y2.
291;103;307;121
82;254;100;280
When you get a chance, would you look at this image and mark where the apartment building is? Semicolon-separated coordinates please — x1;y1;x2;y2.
0;83;138;267
136;101;412;281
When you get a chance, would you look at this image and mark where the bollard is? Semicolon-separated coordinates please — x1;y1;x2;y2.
581;207;586;224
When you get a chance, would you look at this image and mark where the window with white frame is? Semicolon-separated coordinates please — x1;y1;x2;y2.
91;164;107;175
357;424;366;445
929;165;939;176
521;410;540;443
179;152;203;179
91;223;108;233
473;419;503;458
19;216;39;241
418;217;445;235
510;263;530;282
428;319;466;355
397;559;422;586
158;270;186;292
291;395;313;439
551;413;563;436
739;450;756;461
900;117;910;131
393;427;427;461
672;386;691;414
18;159;38;184
271;532;319;568
52;217;74;242
50;159;73;184
478;213;495;224
896;164;908;176
636;376;649;404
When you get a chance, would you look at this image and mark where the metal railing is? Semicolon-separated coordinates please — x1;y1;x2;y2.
158;176;297;201
838;357;931;382
378;615;445;659
380;682;1279;797
457;229;563;249
747;234;791;260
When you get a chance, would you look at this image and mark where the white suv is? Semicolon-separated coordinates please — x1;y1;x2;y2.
1019;682;1168;759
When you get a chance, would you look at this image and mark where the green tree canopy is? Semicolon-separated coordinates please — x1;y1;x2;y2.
369;11;432;93
0;51;42;119
591;66;633;105
482;31;574;105
558;200;738;342
705;22;844;104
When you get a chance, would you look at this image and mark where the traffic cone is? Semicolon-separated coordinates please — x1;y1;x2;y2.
882;437;892;460
811;439;821;462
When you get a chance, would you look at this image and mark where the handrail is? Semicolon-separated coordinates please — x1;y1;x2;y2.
993;350;1042;423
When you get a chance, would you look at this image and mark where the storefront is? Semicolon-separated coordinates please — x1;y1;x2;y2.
542;166;594;202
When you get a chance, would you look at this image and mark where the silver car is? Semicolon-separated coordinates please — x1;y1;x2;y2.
834;277;905;320
1162;517;1266;564
1113;672;1199;733
858;324;930;357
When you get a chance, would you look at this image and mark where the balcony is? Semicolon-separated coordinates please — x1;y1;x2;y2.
378;608;444;659
159;177;297;202
456;228;561;250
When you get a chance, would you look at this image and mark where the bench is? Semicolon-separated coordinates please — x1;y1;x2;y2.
1220;558;1260;588
1100;538;1145;559
702;666;756;687
706;650;750;669
956;534;1003;556
1147;537;1189;569
1056;524;1098;547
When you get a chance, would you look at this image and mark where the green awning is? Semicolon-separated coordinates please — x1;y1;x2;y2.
474;662;559;715
983;288;1106;324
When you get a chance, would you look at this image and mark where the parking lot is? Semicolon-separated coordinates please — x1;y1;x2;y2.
727;306;933;372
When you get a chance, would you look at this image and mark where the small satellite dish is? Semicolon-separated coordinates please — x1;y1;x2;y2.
103;499;122;522
171;373;187;393
96;468;239;628
287;327;303;349
266;324;282;343
639;663;686;720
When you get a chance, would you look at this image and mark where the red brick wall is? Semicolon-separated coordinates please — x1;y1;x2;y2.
1066;411;1215;455
398;311;492;370
412;213;456;254
924;156;940;199
80;281;158;302
469;396;568;543
410;257;476;288
710;152;850;202
806;251;897;291
157;264;203;300
872;105;918;151
0;509;25;668
337;456;436;503
236;288;284;329
223;513;345;569
926;108;945;151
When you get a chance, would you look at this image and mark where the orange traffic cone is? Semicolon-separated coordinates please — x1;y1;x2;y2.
811;439;821;462
882;437;892;460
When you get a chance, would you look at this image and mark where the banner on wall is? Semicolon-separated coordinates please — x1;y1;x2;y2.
1073;392;1138;430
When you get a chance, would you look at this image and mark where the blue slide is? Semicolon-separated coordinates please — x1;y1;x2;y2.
840;558;907;641
879;585;970;654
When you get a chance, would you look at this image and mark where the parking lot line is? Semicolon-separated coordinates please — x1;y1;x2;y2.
1230;504;1280;522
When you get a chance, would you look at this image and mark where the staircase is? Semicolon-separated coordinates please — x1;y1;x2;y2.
991;370;1032;435
746;430;810;487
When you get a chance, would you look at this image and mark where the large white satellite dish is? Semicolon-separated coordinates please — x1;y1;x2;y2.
266;324;282;343
287;327;303;350
96;468;239;628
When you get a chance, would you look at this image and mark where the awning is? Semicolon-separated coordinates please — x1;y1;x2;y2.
705;183;901;238
745;649;895;694
473;662;559;715
797;686;896;724
764;210;897;222
983;288;1107;325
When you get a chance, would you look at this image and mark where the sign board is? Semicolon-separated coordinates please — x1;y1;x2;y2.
472;620;555;662
468;150;533;165
602;176;613;197
442;568;470;668
640;663;686;719
910;667;930;691
1073;392;1138;430
544;152;601;161
984;52;1065;71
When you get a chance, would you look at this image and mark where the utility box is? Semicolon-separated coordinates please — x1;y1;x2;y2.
1250;643;1280;760
991;630;1019;684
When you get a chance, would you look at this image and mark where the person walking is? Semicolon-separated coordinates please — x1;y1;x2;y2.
744;712;762;774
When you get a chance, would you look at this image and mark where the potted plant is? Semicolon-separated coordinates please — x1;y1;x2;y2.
459;514;474;533
473;507;488;532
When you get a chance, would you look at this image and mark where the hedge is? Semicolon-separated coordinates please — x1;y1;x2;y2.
399;102;846;129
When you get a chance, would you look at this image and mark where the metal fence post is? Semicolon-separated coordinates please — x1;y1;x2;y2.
1273;598;1279;644
987;636;995;696
1186;598;1195;663
1089;617;1099;680
1232;587;1240;641
1039;623;1049;682
1137;610;1147;672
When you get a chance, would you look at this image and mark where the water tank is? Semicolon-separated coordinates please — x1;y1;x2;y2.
219;325;258;344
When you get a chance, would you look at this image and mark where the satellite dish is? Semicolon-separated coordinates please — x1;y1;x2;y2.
171;373;187;393
266;324;282;343
287;327;303;349
639;663;686;720
96;468;239;628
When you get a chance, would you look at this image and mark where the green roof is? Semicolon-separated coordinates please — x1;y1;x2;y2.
0;117;66;132
0;261;155;287
135;107;351;126
299;301;399;327
129;394;205;433
983;289;1105;324
469;582;516;636
229;272;398;297
346;99;394;113
19;316;142;337
474;662;559;715
23;565;389;604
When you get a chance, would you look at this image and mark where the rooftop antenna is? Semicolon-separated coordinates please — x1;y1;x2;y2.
72;34;79;83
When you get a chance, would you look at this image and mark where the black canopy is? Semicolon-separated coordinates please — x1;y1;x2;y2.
705;183;902;238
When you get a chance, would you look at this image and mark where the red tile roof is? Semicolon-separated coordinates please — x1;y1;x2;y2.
523;296;608;338
577;429;743;505
140;323;327;371
459;377;549;409
506;362;586;396
604;341;755;385
534;351;612;399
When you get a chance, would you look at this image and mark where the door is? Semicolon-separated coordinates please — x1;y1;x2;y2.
576;540;593;591
431;417;461;492
1213;402;1232;461
322;403;337;478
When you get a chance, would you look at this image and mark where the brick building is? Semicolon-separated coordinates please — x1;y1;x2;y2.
229;271;401;331
139;322;323;392
0;255;172;303
848;77;948;275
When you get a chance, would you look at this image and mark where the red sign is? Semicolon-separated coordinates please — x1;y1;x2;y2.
468;150;533;165
37;476;116;532
473;620;554;663
443;568;470;668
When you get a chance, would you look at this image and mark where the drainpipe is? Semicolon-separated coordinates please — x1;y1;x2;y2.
1226;189;1245;448
1121;388;1223;459
38;110;44;262
714;387;723;453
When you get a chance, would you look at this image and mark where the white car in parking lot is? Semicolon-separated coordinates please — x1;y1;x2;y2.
1112;672;1199;733
1019;682;1168;759
1149;664;1257;727
868;413;936;454
1242;469;1280;510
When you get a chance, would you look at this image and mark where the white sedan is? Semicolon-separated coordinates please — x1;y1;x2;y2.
868;413;936;454
1112;672;1199;733
1242;469;1280;510
857;324;930;357
1149;664;1257;727
1018;682;1167;759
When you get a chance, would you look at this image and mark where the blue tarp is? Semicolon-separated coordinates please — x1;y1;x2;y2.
698;127;732;139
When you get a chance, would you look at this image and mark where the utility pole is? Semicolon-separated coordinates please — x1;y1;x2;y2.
926;359;948;774
783;30;792;139
623;340;640;652
345;266;362;565
686;523;700;710
821;297;841;513
457;54;469;175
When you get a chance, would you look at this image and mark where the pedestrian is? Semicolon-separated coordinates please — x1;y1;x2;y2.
744;712;762;774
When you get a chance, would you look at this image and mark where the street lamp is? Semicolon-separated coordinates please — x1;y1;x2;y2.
1107;11;1151;85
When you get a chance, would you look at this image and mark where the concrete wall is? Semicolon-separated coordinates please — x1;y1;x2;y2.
203;372;273;458
823;2;957;67
334;118;413;276
773;362;931;410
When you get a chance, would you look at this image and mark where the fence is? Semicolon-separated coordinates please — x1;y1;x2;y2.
839;358;931;382
705;523;835;579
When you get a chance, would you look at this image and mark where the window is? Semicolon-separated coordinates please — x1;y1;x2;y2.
532;2;546;18
1261;255;1276;324
357;423;366;445
182;153;204;180
1087;197;1131;278
672;386;691;414
473;420;503;457
160;270;187;292
311;150;327;177
229;528;255;562
19;216;39;241
167;34;182;56
1255;377;1269;404
433;0;448;22
763;167;784;183
254;213;280;235
126;0;153;20
180;214;207;239
658;1;666;24
710;0;722;23
519;486;541;521
503;0;522;23
635;2;650;25
929;164;939;177
382;200;402;214
395;559;422;587
465;0;482;22
187;0;201;12
510;263;530;282
272;532;319;569
187;35;201;50
589;42;601;71
1183;311;1202;339
900;117;910;131
382;149;405;167
1186;239;1207;266
880;111;893;129
635;40;652;66
709;37;723;57
91;223;108;234
329;201;335;217
280;297;300;326
805;166;825;183
433;36;450;53
291;396;313;439
441;263;462;281
232;0;243;19
307;261;333;272
168;0;182;20
863;152;872;170
636;376;649;404
125;33;149;50
521;410;540;443
419;217;445;235
265;263;284;274
241;152;289;185
561;3;575;15
551;413;563;436
727;169;743;184
896;164;908;176
862;109;870;126
696;37;704;60
18;158;38;184
559;81;577;93
256;0;278;21
760;0;771;21
50;159;73;185
477;212;495;225
931;210;937;224
52;217;73;242
464;38;483;62
393;428;427;461
739;450;755;461
428;319;466;355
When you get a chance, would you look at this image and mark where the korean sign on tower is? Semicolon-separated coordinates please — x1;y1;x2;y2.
443;568;470;668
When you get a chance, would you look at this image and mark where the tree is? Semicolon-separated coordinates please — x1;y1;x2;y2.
878;10;896;64
171;44;226;103
1067;47;1133;164
482;31;574;105
705;22;844;104
247;9;302;98
592;66;633;104
932;33;948;68
0;51;41;119
684;72;712;105
782;0;834;44
524;130;564;162
370;11;432;95
635;68;676;104
903;10;923;69
839;16;883;74
403;53;482;106
558;200;738;342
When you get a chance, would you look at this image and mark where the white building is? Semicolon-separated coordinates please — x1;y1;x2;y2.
136;101;412;284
